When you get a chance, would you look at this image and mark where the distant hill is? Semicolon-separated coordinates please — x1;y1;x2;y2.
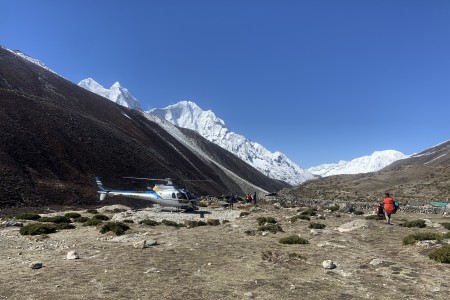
284;140;450;204
0;46;288;208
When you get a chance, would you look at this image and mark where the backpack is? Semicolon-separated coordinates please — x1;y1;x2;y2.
392;201;400;214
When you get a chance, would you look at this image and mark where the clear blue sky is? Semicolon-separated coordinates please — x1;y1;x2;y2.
1;0;449;168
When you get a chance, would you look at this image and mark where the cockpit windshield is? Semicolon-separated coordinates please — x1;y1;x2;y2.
176;192;187;199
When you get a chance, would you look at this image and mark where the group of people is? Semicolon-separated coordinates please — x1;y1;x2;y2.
227;192;257;209
375;192;397;225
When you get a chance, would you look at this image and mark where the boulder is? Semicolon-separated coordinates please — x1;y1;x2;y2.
29;261;43;269
133;240;158;249
337;220;374;232
322;260;337;269
66;250;80;260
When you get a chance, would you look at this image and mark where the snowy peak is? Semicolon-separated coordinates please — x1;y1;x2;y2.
150;101;228;142
78;78;141;110
307;150;409;177
148;101;315;185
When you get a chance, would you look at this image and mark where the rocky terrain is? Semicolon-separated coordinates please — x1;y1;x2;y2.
1;202;449;300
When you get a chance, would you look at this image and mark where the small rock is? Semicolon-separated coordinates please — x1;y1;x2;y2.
134;240;158;249
30;261;43;269
322;260;337;269
66;250;80;260
369;258;384;266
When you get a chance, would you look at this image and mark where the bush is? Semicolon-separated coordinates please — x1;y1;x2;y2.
257;216;277;225
403;232;443;245
207;219;220;226
443;232;450;239
300;208;317;216
86;209;98;214
222;220;230;224
54;223;76;230
197;221;207;226
161;219;184;227
279;235;309;245
324;205;340;212
92;214;109;221
240;212;250;217
123;219;134;223
65;212;81;219
15;213;41;220
402;220;426;228
258;224;283;233
20;223;56;235
428;245;450;263
73;216;89;223
441;222;450;230
290;215;310;222
309;222;326;229
353;210;364;215
100;222;130;236
82;218;104;226
38;216;72;224
139;219;160;226
245;230;256;236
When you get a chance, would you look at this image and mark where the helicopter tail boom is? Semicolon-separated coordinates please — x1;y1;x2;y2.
95;177;108;201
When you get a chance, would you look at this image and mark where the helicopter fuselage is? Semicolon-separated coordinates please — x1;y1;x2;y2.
95;177;197;209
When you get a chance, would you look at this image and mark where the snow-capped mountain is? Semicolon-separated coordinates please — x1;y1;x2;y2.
78;78;141;110
7;49;58;74
148;101;315;185
307;150;409;177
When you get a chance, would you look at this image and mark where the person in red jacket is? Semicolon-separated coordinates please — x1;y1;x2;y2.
383;193;395;225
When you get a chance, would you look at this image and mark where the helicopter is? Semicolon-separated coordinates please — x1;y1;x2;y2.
95;177;199;210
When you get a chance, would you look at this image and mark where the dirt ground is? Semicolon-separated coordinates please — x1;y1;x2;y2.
1;204;449;300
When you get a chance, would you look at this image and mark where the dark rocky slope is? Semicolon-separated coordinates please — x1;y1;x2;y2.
0;47;288;208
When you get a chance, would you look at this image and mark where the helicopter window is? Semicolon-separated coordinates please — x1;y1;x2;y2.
176;192;187;199
186;191;196;200
172;193;176;199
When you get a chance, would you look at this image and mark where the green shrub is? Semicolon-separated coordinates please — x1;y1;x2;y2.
86;209;98;214
402;220;426;228
15;213;41;220
258;224;283;233
64;212;81;219
222;220;230;224
403;232;443;245
161;219;184;227
240;211;250;217
279;235;309;245
92;214;109;221
73;216;89;223
38;216;72;224
139;219;160;226
197;221;207;226
324;205;340;212
82;218;103;226
54;223;76;230
442;232;450;239
428;245;450;263
257;216;277;225
300;208;317;216
123;219;134;223
353;210;364;215
290;214;310;222
309;222;326;229
20;223;56;235
441;222;450;230
99;222;130;236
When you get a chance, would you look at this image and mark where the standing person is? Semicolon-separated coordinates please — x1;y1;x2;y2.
383;193;395;225
230;194;236;210
253;192;257;205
